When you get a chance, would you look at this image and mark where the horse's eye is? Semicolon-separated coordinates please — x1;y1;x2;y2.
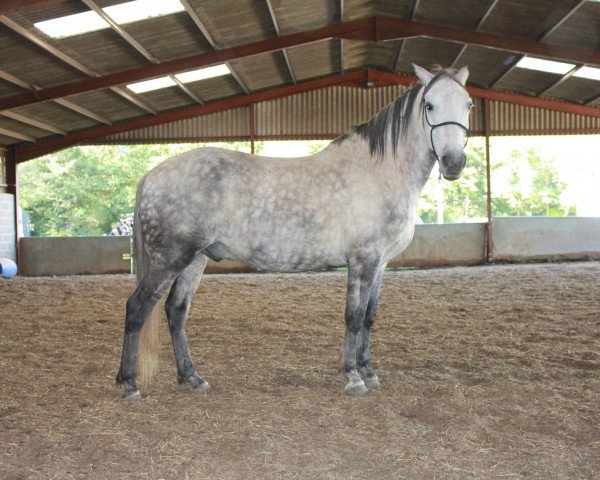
425;102;433;111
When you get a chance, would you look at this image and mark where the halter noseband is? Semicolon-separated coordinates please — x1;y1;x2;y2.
424;110;471;160
422;72;471;160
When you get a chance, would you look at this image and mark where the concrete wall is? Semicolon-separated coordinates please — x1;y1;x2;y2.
389;223;486;267
492;216;600;261
20;236;131;276
0;193;16;261
17;217;600;276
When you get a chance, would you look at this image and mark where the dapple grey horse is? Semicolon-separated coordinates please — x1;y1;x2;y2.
116;65;472;400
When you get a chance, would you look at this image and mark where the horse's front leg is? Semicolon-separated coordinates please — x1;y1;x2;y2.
340;257;381;396
357;264;386;389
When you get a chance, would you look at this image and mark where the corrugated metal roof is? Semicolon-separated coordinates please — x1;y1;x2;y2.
490;100;600;135
98;107;249;143
2;0;600;154
95;85;600;144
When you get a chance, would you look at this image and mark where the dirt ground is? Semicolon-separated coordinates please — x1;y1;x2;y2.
0;262;599;479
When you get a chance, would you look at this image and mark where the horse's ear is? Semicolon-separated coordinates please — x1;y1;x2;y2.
413;64;433;87
455;66;469;86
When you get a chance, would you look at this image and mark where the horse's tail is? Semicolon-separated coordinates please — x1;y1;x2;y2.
133;182;160;385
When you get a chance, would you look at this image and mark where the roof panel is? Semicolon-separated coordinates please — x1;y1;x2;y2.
348;0;412;20
286;40;339;82
395;38;464;74
186;76;244;102
133;86;196;112
14;102;101;132
55;28;148;75
543;2;600;51
343;40;397;71
413;0;488;30
495;68;561;97
456;46;517;89
66;89;147;122
0;79;29;98
478;0;568;39
270;0;337;33
123;12;214;63
231;52;292;90
0;23;88;88
546;77;600;105
0;116;49;139
186;0;274;48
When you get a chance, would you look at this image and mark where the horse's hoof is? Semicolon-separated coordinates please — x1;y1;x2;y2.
184;376;211;393
191;381;210;393
120;389;142;402
344;379;369;396
363;374;380;389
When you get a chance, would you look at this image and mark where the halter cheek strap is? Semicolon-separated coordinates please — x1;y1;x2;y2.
421;71;471;160
424;107;471;160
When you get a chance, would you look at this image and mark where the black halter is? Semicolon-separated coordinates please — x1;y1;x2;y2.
422;72;471;160
424;108;471;160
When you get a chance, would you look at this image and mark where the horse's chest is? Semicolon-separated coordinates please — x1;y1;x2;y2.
381;220;415;262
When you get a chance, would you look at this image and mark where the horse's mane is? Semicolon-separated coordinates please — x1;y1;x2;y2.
334;67;463;159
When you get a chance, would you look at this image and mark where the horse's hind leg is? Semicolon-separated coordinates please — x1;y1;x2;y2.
357;264;386;389
341;257;381;396
116;267;179;400
165;254;210;393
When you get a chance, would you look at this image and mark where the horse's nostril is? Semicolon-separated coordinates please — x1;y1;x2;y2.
441;156;451;168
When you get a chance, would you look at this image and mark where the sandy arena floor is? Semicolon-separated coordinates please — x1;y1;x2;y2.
0;262;599;479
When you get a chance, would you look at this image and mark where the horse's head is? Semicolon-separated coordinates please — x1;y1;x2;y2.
413;64;473;181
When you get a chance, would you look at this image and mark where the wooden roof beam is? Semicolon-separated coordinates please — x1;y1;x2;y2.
450;0;499;68
0;15;157;115
265;0;297;84
0;17;375;111
0;67;112;125
81;0;203;105
489;0;587;89
179;0;251;94
0;111;66;135
0;126;36;143
1;15;599;112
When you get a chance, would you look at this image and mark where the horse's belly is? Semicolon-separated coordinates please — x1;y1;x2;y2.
209;238;346;273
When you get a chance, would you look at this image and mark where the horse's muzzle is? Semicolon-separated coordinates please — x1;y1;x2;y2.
439;152;467;181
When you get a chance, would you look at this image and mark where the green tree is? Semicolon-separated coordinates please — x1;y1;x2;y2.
18;142;261;236
417;143;573;223
497;148;574;217
418;141;493;223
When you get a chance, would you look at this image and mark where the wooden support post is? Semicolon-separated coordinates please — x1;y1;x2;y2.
249;103;256;155
483;99;493;264
5;145;19;268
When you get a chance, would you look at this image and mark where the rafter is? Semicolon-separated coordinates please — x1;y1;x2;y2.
81;0;203;105
265;0;297;84
392;0;420;72
0;67;112;125
450;0;499;67
179;0;250;94
14;68;600;163
0;126;35;142
0;14;157;114
489;0;586;89
0;111;66;135
3;15;598;114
